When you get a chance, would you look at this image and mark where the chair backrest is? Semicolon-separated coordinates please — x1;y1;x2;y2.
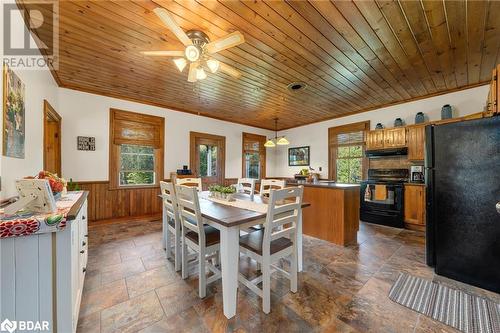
176;177;202;192
260;179;285;196
236;178;256;195
174;184;205;244
263;186;304;255
160;181;179;224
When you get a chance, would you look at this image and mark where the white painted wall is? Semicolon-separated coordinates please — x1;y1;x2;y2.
0;2;59;198
271;85;490;178
58;88;274;181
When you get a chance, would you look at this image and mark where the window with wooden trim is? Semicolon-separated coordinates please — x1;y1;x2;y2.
109;109;164;189
328;121;369;184
242;132;266;179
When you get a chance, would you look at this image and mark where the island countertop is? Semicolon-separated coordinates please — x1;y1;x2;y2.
286;181;360;189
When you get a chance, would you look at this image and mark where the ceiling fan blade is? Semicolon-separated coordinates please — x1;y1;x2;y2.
219;62;242;79
206;31;245;54
141;50;184;57
153;8;192;46
187;62;198;82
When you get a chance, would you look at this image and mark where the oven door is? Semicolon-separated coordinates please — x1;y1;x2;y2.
360;182;404;228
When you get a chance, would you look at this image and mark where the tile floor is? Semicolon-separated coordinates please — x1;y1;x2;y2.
77;220;500;333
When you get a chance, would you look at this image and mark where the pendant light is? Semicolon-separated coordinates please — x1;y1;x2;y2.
264;118;289;148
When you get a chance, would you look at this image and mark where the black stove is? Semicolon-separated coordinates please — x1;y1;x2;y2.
360;169;409;228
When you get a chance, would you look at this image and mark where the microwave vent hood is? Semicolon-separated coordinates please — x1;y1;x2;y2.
365;147;408;158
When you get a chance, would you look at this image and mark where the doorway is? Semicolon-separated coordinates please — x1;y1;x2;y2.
190;132;225;190
43;100;62;176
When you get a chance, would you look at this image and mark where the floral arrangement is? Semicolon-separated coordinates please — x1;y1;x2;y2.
25;171;66;195
208;184;236;201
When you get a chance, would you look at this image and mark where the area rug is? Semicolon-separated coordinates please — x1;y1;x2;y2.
389;273;500;333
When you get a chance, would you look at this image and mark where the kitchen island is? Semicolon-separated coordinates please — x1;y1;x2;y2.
287;181;360;246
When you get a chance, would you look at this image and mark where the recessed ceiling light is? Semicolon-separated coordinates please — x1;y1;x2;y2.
287;81;307;92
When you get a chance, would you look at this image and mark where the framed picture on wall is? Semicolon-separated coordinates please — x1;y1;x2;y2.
288;146;310;166
3;64;26;158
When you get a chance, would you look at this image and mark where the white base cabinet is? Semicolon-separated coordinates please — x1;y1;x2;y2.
0;199;88;333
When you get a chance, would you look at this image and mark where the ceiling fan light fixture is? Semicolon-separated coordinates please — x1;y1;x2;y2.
276;137;290;145
173;58;187;72
196;67;207;80
185;45;200;62
264;139;276;148
206;59;220;73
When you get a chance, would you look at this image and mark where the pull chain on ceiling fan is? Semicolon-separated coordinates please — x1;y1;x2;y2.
264;118;290;148
141;8;245;83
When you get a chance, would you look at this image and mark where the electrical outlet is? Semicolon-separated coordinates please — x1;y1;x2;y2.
318;167;322;172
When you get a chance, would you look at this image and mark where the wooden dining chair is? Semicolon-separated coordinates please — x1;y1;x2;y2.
236;178;256;196
238;186;304;314
160;181;182;272
175;184;221;298
250;179;286;232
176;177;203;192
259;179;285;196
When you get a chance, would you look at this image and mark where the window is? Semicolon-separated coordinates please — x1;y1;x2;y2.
242;132;266;179
198;144;218;177
119;145;155;186
109;109;164;189
328;121;369;184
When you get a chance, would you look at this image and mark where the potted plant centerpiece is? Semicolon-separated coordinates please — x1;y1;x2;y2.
208;184;236;202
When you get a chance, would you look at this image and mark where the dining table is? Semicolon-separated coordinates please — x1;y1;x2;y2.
160;190;310;319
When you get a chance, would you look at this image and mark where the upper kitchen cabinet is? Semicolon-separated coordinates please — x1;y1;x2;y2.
366;128;406;150
486;64;499;116
366;130;385;150
384;128;407;148
407;125;425;161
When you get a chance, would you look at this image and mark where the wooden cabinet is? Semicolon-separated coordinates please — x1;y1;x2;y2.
487;64;499;115
407;126;425;161
366;128;406;150
384;128;407;147
0;197;88;333
404;184;426;226
366;130;384;149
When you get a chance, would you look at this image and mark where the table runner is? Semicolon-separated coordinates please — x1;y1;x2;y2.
200;192;268;214
0;191;84;239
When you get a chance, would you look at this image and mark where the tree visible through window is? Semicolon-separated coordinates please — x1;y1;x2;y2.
199;144;218;177
119;144;155;186
242;133;266;179
328;122;369;184
336;145;363;183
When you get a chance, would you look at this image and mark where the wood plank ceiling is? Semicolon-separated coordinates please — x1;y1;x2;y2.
23;0;500;130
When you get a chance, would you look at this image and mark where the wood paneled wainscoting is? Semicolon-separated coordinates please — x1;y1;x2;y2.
76;181;162;222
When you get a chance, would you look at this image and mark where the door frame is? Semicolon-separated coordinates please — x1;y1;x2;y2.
189;131;226;187
43;99;62;175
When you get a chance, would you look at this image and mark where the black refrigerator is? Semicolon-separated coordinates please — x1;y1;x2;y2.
425;116;500;293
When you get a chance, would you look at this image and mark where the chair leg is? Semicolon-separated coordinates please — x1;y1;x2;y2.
198;249;206;298
262;258;271;314
174;226;181;272
181;231;188;280
291;242;298;293
165;223;172;260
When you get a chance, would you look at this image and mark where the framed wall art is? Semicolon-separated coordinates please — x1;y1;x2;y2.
3;64;26;158
288;146;310;166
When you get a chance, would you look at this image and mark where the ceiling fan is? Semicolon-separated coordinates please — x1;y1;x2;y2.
142;8;245;82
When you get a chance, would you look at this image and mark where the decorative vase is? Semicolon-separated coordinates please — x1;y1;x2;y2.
375;123;384;130
441;104;452;119
394;118;404;127
415;112;425;124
